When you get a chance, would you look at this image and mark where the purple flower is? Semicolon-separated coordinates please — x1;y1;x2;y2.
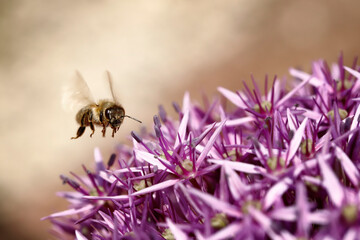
43;54;360;239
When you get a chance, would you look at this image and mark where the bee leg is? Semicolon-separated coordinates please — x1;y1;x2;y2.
71;126;86;139
100;112;107;137
101;125;106;137
111;127;116;137
71;112;87;139
88;112;95;137
89;122;95;137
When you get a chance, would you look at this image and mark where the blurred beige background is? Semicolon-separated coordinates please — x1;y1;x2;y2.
0;0;359;239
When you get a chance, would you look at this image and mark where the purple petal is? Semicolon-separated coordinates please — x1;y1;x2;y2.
321;130;331;156
196;164;221;177
253;141;270;162
286;118;308;165
75;230;89;240
113;167;144;174
334;145;360;186
224;116;254;127
99;211;115;230
83;195;129;201
113;210;125;226
174;107;189;148
218;104;226;121
194;230;206;240
218;87;247;108
166;218;189;240
331;63;341;80
270;207;297;221
248;207;283;240
344;66;360;94
267;79;281;103
315;132;331;152
195;144;222;160
186;187;242;218
308;210;330;225
132;179;180;196
296;107;323;121
292;154;303;166
134;150;172;172
208;159;265;174
287;108;297;131
94;147;105;173
99;171;124;187
56;191;83;202
196;119;226;169
264;177;292;210
289;68;332;92
301;175;322;186
207;222;243;240
296;183;310;235
289;68;321;87
275;77;311;109
343;228;358;240
224;165;246;200
318;156;344;207
182;91;190;113
349;104;360;140
41;204;93;220
293;156;322;177
279;231;297;240
177;183;204;216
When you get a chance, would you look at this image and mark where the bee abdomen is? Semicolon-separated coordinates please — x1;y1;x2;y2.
91;107;102;124
75;107;91;125
76;105;102;125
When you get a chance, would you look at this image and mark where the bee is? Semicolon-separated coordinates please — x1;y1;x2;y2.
63;71;141;139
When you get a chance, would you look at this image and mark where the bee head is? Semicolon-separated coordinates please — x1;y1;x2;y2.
105;106;125;128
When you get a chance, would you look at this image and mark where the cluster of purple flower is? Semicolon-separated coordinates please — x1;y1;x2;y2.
43;55;360;239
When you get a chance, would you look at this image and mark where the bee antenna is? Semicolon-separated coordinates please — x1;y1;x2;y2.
125;115;142;123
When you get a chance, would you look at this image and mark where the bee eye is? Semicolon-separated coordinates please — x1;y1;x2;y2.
105;109;111;119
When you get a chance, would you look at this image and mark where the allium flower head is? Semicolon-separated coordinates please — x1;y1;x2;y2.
43;55;360;239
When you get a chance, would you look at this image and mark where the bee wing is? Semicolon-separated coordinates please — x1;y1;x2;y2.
62;71;96;112
106;71;120;104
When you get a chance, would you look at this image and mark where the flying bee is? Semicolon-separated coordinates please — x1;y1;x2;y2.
63;71;141;139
